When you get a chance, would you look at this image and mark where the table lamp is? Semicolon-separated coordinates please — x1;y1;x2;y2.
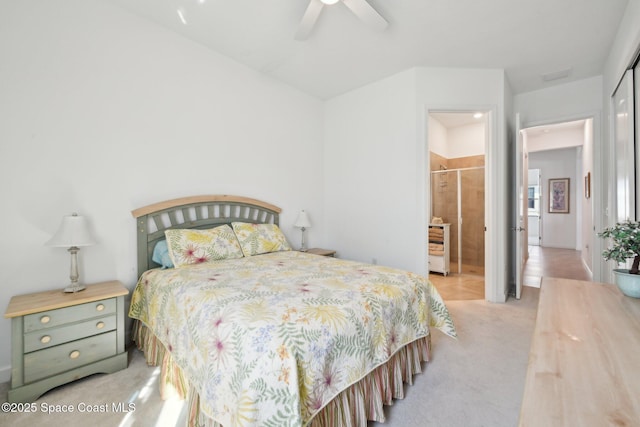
46;213;96;292
294;210;311;251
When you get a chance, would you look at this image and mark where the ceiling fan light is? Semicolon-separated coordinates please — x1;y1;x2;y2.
321;0;340;5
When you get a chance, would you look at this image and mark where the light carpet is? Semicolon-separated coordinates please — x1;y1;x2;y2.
0;287;539;427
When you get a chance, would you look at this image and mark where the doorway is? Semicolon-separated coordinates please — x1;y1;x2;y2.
527;168;541;246
519;118;594;281
428;111;487;299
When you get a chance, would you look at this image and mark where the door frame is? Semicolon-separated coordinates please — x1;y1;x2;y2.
424;105;500;301
514;113;527;299
520;112;602;281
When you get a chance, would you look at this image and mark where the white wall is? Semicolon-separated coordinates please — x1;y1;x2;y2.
447;123;485;158
0;0;324;381
514;76;603;126
324;67;508;301
528;148;579;249
428;119;485;159
428;117;448;158
323;69;419;271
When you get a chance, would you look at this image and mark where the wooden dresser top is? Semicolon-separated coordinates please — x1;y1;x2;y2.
519;277;640;426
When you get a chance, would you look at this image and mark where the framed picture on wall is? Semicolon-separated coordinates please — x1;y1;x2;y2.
549;178;570;213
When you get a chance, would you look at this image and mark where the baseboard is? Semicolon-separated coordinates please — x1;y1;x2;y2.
0;364;11;383
581;257;593;279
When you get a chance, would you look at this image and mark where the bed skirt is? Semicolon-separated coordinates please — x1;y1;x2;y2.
132;320;431;427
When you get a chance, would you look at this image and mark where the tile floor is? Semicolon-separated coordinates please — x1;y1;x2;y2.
431;245;592;301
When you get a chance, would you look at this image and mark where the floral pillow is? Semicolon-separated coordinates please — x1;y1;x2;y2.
165;225;243;267
231;222;292;257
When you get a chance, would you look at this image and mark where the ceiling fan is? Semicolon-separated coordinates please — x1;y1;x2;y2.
295;0;388;40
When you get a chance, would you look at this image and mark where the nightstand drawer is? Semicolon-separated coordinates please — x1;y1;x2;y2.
23;298;116;333
24;331;117;383
24;314;117;353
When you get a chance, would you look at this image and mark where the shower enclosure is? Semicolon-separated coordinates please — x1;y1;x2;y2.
431;166;485;275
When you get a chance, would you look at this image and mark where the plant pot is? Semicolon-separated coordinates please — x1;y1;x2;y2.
612;269;640;298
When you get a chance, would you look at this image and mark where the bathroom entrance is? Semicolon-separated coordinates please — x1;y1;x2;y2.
428;111;486;299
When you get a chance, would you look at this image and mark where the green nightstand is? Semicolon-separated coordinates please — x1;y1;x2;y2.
4;280;129;402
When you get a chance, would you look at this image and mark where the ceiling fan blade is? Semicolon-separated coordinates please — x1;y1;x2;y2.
295;0;325;40
342;0;388;31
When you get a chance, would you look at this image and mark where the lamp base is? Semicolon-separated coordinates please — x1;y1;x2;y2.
64;246;85;293
64;284;86;293
300;227;307;252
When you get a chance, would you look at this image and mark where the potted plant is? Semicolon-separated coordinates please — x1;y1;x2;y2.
599;220;640;298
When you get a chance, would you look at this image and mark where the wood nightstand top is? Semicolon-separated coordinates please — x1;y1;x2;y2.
5;280;128;318
304;248;336;257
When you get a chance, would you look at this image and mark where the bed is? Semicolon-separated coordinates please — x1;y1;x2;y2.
129;195;456;427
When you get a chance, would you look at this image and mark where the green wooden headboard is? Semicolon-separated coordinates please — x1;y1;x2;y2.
131;195;281;278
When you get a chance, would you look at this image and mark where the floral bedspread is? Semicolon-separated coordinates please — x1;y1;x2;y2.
129;251;455;427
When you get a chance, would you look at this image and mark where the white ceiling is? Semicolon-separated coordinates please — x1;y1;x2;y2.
524;119;586;138
523;118;587;152
107;0;630;100
430;112;486;129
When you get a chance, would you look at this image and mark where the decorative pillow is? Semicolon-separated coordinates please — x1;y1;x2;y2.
165;225;244;267
231;222;292;257
152;239;174;269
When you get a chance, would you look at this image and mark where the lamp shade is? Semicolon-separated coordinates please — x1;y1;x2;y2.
294;210;311;229
46;213;96;247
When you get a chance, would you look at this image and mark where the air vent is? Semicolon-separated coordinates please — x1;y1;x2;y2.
541;68;572;82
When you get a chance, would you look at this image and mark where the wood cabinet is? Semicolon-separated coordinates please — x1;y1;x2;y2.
428;223;450;275
4;280;129;402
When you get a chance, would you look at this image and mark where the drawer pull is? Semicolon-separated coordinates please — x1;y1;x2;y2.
41;335;51;344
96;321;105;329
96;304;105;312
40;315;51;324
69;350;80;359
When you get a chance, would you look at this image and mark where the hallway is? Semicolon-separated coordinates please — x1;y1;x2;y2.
432;246;592;301
523;245;592;287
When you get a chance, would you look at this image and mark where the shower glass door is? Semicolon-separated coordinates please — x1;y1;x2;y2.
460;168;485;275
431;169;459;271
431;167;485;275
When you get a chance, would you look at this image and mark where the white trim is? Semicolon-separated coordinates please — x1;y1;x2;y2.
522;111;603;282
582;256;594;280
423;104;503;302
0;365;10;383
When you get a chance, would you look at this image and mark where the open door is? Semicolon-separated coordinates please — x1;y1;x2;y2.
513;113;528;299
